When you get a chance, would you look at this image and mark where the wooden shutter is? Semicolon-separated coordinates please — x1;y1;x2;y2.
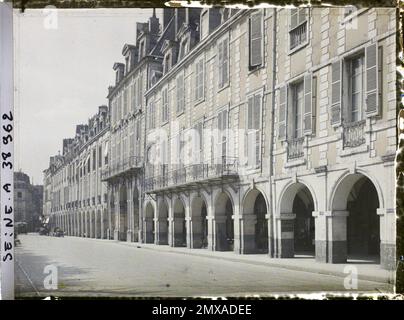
303;73;313;134
218;40;224;88
331;60;342;126
250;12;262;67
254;94;261;166
278;85;287;140
365;43;379;116
223;38;229;85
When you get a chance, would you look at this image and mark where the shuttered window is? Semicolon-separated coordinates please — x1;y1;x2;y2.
289;8;308;50
130;82;136;111
135;120;141;157
149;100;155;129
176;74;185;114
123;87;128;116
195;59;204;102
249;12;263;68
246;94;261;167
162;88;169;123
278;86;287;140
137;75;143;109
217;109;228;161
218;37;229;89
331;60;342;126
365;43;379;116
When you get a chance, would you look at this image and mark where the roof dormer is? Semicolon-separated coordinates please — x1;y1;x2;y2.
113;62;125;85
122;44;138;74
199;8;221;41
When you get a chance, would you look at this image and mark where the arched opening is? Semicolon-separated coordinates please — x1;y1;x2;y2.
293;188;315;255
86;211;91;238
133;187;140;242
214;192;234;251
279;183;315;258
156;199;169;245
330;173;380;264
109;193;115;240
191;196;209;249
96;210;101;238
119;185;128;241
342;176;380;262
144;202;155;243
103;208;108;239
243;189;268;254
173;198;187;247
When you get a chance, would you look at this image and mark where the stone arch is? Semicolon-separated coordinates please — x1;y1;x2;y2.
155;197;169;245
172;196;187;247
132;186;140;242
119;185;128;241
242;187;269;254
330;170;384;211
330;172;381;263
144;201;155;243
190;193;209;248
213;191;234;251
278;181;316;258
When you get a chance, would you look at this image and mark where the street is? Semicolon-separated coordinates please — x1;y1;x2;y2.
15;234;392;298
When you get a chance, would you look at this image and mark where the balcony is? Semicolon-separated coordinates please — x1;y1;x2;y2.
287;137;305;160
144;157;239;193
101;156;143;181
343;120;366;148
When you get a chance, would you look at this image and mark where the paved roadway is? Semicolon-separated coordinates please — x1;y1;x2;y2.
15;234;391;298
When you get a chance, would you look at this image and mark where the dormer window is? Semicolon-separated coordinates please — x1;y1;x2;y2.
200;10;209;40
139;40;145;61
179;38;189;60
164;53;171;74
125;56;130;74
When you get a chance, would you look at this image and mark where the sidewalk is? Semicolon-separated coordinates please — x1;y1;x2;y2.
100;239;395;285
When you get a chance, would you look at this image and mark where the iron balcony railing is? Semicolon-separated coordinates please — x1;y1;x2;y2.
144;156;239;193
287;137;305;160
343;120;366;148
101;156;143;181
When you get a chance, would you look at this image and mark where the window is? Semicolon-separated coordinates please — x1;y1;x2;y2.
139;40;145;61
246;93;261;167
331;44;380;127
17;192;22;199
164;54;171;74
123;87;128;116
98;146;102;167
149;100;156;129
176;74;185;114
135;120;141;157
137;75;143;109
289;8;308;51
179;39;189;60
201;10;209;40
162;88;169;123
217;109;228;161
195;59;204;102
131;81;136;111
292;81;304;138
249;11;263;69
278;74;313;141
92;149;96;171
129;124;135;157
218;37;229;89
348;55;365;122
193;122;203;163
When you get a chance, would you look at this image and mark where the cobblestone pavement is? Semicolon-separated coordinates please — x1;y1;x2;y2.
14;234;392;298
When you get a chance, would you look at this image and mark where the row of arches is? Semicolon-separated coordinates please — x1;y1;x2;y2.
143;173;381;262
53;172;383;265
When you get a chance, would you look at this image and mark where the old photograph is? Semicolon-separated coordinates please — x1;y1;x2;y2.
3;5;398;298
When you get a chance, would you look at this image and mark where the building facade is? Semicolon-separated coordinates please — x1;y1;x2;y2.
14;171;43;232
47;7;396;270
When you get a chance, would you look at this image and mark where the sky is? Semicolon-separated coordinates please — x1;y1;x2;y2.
14;8;161;185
